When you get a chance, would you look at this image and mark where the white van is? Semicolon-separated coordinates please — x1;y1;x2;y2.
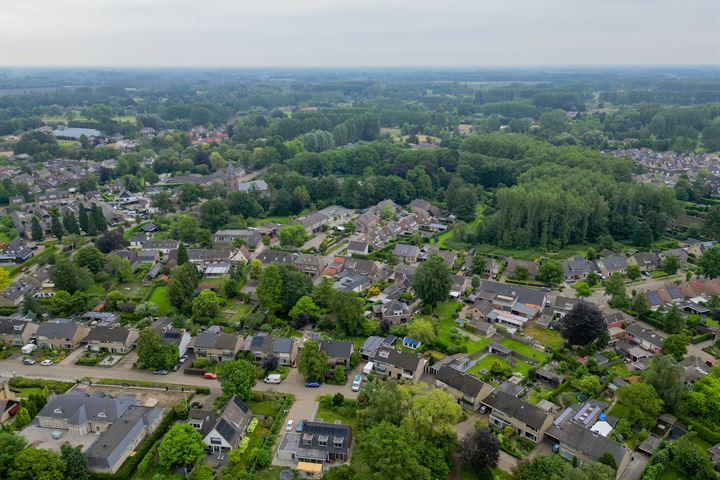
21;344;37;354
264;374;282;384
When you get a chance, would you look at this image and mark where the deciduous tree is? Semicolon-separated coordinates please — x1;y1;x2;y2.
560;302;605;346
412;254;451;306
458;427;499;471
218;359;257;401
298;340;328;382
159;424;205;470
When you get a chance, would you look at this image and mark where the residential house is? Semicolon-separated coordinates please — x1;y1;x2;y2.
505;258;539;280
277;421;352;470
319;340;354;368
0;237;33;263
342;258;382;281
294;254;326;277
85;326;138;354
380;300;412;325
481;389;554;443
30;391;164;474
0;317;38;346
359;335;396;361
212;229;263;249
193;331;243;362
562;256;597;281
153;321;192;358
371;346;426;381
141;239;178;255
434;365;493;410
35;321;89;349
624;323;665;354
598;254;629;277
243;335;297;367
333;271;370;292
346;240;369;256
0;281;37;307
630;252;661;272
477;280;546;319
662;248;689;264
201;396;252;453
298;212;328;234
393;244;419;263
545;401;631;476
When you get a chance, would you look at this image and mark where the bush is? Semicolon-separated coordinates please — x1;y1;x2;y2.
135;440;160;476
246;418;259;434
8;376;72;393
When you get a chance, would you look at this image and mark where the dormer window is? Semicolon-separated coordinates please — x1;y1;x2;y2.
334;436;344;448
97;412;106;418
54;408;62;414
302;433;313;446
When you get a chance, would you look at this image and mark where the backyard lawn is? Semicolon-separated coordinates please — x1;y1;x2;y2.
467;354;532;377
433;302;492;354
148;285;171;315
500;338;547;362
315;404;358;430
524;321;565;349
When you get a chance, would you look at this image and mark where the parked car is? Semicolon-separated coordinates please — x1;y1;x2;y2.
179;355;188;363
171;363;181;371
153;369;168;375
295;419;304;432
40;359;53;366
21;344;37;354
190;402;203;409
264;374;282;384
305;381;320;388
286;419;294;431
203;372;217;380
23;358;35;365
352;374;362;392
51;430;63;440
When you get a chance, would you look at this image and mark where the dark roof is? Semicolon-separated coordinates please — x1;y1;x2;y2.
435;365;488;398
194;331;240;350
273;337;294;354
373;346;423;371
625;323;666;347
36;321;82;339
84;326;131;344
0;317;33;336
546;421;629;467
478;280;546;306
481;390;549;430
319;340;353;359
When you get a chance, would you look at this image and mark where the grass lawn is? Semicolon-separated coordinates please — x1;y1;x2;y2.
229;302;255;322
437;204;484;250
500;338;547;362
650;270;669;279
117;282;144;299
657;464;690;480
57;140;80;148
248;215;292;227
609;403;630;419
148;285;171;315
434;302;492;354
315;405;358;430
380;127;402;137
467;354;532;377
460;468;510;480
474;243;588;262
524;321;565;349
12;387;45;398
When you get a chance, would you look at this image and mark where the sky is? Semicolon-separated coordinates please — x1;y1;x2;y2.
2;0;718;66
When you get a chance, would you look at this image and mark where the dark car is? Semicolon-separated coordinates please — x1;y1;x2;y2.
305;381;320;388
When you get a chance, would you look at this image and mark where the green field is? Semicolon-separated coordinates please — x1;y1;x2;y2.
148;285;171;315
467;354;532;377
524;321;565;348
474;243;588;262
433;302;492;354
500;338;547;362
437;204;484;250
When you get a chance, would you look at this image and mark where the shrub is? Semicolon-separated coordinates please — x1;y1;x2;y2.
246;418;259;434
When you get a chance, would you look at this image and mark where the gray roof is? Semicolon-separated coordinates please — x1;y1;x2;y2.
393;243;419;258
319;340;353;359
546;421;629;467
36;321;82;340
84;326;131;344
373;346;422;372
194;331;241;350
625;323;666;347
0;317;34;336
435;365;488;398
299;421;352;456
481;390;549;430
272;337;294;354
86;405;164;470
213;396;252;445
360;336;384;356
38;391;137;425
478;280;546;307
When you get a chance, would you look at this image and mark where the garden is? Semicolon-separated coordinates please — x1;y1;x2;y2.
75;350;110;366
316;394;358;430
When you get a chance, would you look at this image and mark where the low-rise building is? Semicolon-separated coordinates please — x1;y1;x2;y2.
200;396;252;453
0;317;38;346
193;331;243;362
319;340;354;368
371;346;426;382
85;326;138;354
35;321;89;349
434;365;493;410
481;389;554;443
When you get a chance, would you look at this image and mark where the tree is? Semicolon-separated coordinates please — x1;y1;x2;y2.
177;242;189;266
199;199;229;231
412;254;451;306
116;259;134;282
192;290;221;321
278;224;309;247
312;276;335;308
167;263;199;312
517;454;569;480
565;463;615;480
50;214;63;240
663;334;689;361
289;295;320;320
616;382;663;428
49;257;93;294
78;205;89;233
598;453;617;472
645;355;685;411
256;264;282;314
61;443;89;480
187;463;214;480
538;261;564;287
218;359;257;401
626;264;641;281
75;246;105;274
445;179;478;222
358;380;410;428
137;328;179;370
159;424;205;470
94;229;128;253
407;319;436;344
560;302;605;346
572;281;592;299
405;388;462;437
698;245;720;278
298;340;328;382
354;422;431;480
669;433;716;480
579;374;601;395
151;191;174;213
332;290;365;335
513;265;530;281
62;212;80;235
604;272;629;308
0;268;10;292
31;215;43;241
632;222;653;247
586;271;599;287
662;304;685;334
134;302;158;319
90;203;107;232
248;259;263;280
661;255;680;275
458;427;499;471
631;293;651;319
13;407;30;429
470;255;486;276
9;447;65;480
0;432;26;479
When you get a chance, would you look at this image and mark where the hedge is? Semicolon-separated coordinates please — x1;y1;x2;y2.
8;376;73;393
691;332;713;344
677;414;720;444
9;245;56;276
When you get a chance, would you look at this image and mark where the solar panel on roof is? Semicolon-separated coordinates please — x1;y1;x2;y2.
215;418;237;442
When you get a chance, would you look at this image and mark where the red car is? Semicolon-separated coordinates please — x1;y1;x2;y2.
203;372;217;380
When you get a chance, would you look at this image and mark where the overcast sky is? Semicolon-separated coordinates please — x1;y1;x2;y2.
2;0;718;66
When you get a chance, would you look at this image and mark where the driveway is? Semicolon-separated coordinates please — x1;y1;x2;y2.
58;347;86;366
619;452;649;480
